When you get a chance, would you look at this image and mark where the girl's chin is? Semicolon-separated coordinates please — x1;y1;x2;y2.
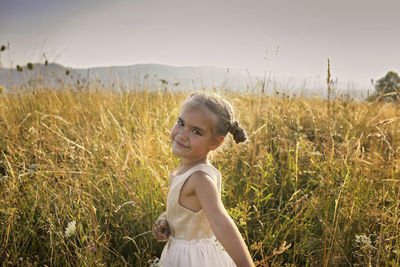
171;147;188;156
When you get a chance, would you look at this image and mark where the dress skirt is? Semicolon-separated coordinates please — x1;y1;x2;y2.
160;236;236;267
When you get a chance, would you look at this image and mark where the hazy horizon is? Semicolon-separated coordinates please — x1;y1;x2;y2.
1;0;400;89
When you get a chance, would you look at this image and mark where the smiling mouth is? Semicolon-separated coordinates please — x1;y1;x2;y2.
174;140;189;148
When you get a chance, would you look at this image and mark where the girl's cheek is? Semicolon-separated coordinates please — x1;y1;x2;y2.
171;125;177;134
171;126;180;138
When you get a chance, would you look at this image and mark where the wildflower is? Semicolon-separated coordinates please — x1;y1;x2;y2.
355;234;371;247
148;257;161;267
65;220;76;237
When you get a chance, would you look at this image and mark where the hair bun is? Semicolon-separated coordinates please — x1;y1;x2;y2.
229;121;247;143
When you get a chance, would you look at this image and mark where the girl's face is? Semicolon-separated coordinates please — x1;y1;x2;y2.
170;105;222;165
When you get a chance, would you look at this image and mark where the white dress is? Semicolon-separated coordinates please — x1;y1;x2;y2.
160;164;236;267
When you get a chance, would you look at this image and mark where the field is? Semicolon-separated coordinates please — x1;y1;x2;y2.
1;84;400;266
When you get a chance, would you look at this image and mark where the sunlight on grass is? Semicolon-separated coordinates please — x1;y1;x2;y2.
0;84;399;266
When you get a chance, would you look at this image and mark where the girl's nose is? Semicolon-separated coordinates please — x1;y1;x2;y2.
177;129;188;141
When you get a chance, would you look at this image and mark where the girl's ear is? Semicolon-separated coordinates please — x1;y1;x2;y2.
209;136;225;151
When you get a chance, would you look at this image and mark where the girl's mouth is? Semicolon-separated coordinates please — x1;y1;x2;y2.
174;140;189;148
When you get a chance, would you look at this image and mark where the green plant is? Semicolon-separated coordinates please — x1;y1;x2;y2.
373;71;400;101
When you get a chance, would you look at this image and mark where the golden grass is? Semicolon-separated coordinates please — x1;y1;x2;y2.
0;85;400;266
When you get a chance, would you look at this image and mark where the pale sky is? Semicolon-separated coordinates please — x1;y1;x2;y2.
1;0;400;87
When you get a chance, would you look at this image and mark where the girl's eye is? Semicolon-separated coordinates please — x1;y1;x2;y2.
192;130;202;136
177;120;184;126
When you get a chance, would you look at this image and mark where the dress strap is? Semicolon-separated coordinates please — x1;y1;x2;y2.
180;164;221;191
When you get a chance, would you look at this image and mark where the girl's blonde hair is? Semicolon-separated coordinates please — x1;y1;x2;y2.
182;92;247;143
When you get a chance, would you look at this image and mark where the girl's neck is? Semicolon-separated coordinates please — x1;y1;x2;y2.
172;157;210;177
179;157;208;169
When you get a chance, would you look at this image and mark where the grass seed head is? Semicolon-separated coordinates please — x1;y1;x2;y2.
65;220;76;237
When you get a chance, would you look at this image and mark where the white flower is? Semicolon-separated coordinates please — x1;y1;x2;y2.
65;220;76;237
355;234;371;247
148;257;161;267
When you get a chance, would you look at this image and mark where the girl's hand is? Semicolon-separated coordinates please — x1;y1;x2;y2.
152;215;169;241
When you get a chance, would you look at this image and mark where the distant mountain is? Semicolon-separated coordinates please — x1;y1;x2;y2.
0;63;369;98
0;63;261;92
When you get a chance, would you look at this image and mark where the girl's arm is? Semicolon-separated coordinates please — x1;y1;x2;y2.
192;172;254;267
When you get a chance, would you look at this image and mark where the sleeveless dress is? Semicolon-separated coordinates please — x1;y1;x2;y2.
160;163;236;267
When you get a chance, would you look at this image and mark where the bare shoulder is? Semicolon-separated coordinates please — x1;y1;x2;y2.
188;170;217;188
179;171;218;204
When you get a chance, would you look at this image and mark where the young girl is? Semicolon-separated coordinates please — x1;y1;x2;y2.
152;92;254;267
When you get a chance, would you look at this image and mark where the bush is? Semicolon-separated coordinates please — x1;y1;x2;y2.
373;71;400;101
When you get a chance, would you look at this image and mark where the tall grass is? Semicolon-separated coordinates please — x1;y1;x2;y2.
0;84;399;266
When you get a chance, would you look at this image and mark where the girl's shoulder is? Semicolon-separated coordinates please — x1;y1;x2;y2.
190;163;221;187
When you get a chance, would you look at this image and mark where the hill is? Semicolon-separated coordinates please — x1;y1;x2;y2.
0;63;259;92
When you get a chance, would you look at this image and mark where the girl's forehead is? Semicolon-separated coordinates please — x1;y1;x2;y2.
179;106;217;130
180;105;208;120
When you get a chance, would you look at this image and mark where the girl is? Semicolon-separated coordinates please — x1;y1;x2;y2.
152;92;254;267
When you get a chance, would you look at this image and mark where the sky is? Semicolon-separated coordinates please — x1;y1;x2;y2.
1;0;400;88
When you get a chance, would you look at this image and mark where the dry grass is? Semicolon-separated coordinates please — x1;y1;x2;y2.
1;84;400;266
